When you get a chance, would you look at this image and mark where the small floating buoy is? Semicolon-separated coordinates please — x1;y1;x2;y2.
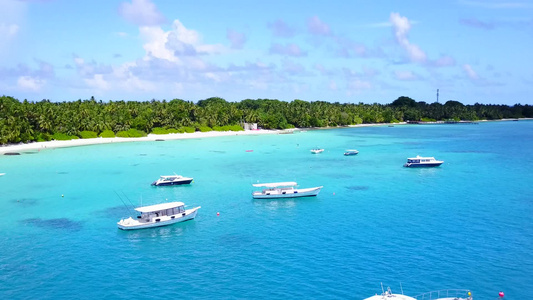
217;212;220;216
499;291;504;298
333;192;335;195
246;150;253;152
61;194;64;197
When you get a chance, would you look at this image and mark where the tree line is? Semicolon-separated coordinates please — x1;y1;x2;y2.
1;95;531;145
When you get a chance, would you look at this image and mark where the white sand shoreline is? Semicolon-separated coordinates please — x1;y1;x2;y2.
1;119;529;154
0;123;393;154
0;129;281;154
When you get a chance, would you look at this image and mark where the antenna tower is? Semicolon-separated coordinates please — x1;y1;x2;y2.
436;89;439;103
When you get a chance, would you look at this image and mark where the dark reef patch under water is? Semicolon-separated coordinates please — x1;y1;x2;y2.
345;185;369;191
22;218;83;231
11;198;39;206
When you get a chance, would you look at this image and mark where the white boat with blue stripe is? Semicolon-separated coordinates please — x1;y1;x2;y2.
344;149;359;156
117;201;200;230
252;182;323;199
151;174;193;186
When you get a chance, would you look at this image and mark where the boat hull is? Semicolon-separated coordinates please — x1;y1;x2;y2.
252;186;322;199
117;207;200;230
152;179;193;186
404;162;443;168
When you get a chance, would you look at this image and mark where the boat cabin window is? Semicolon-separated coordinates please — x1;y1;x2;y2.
177;206;185;213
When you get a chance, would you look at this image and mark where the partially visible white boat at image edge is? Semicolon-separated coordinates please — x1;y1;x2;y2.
364;286;472;300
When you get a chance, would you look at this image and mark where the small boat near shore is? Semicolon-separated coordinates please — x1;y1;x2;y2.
403;155;443;168
364;286;472;300
311;148;324;154
117;201;201;230
252;182;323;199
151;174;193;186
344;149;359;156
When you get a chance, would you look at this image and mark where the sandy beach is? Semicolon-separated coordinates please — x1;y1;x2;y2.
0;122;411;155
8;119;532;154
0;129;285;154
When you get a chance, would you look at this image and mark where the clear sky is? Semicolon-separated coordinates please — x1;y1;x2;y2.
1;0;532;105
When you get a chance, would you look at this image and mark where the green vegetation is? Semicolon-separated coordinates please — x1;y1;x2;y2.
151;127;181;135
0;95;531;145
212;125;244;131
52;132;79;141
197;126;212;132
79;131;98;139
116;129;147;138
99;130;115;138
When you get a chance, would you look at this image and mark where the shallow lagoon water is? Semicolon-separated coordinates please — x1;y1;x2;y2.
1;121;532;299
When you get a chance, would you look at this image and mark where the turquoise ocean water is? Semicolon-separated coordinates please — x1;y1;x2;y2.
1;121;532;299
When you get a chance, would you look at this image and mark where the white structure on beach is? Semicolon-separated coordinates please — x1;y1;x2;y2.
243;122;258;131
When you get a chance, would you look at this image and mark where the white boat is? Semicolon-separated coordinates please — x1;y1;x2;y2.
0;173;5;176
403;155;444;167
117;201;201;230
311;148;324;154
252;182;323;199
151;174;193;186
364;286;472;300
344;149;359;156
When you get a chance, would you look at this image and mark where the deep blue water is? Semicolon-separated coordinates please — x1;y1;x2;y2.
1;121;532;299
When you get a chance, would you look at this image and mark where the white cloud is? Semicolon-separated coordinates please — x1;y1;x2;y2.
390;12;427;63
348;79;372;90
140;19;224;63
329;80;337;90
394;70;418;80
0;23;19;37
140;26;178;62
269;43;307;57
282;59;306;75
463;64;479;80
307;16;331;36
119;74;156;92
85;74;110;90
268;19;295;38
432;55;456;67
227;29;246;49
119;0;166;26
17;76;45;91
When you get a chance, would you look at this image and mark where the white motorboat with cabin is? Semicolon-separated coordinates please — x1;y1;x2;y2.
403;155;444;168
364;286;472;300
311;148;324;154
151;174;193;186
252;182;323;199
117;201;201;230
344;149;359;156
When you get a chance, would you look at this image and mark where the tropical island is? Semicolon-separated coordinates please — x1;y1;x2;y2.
1;95;531;146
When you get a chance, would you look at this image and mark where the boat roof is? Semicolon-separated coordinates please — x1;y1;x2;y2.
160;175;182;178
253;181;297;187
345;149;358;151
135;201;185;213
407;156;436;160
